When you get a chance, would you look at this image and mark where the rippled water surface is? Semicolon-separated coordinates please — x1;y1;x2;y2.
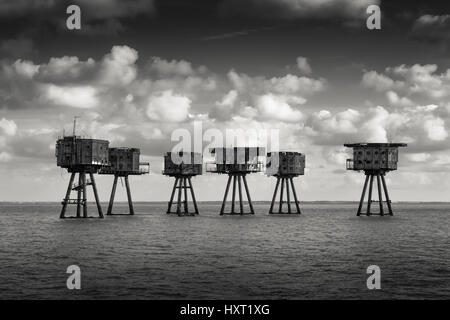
0;202;449;299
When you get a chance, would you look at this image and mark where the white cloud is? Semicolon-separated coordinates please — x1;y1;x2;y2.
361;70;401;92
98;45;138;86
363;64;450;100
147;57;204;77
296;56;312;74
12;59;39;79
423;116;448;141
255;94;303;122
44;84;99;109
386;90;414;108
146;90;191;122
407;153;431;162
0;118;18;136
39;56;96;82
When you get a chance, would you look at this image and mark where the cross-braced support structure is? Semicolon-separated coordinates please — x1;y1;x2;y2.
167;176;199;216
357;171;393;216
106;175;135;216
60;171;103;219
220;173;254;215
269;176;301;214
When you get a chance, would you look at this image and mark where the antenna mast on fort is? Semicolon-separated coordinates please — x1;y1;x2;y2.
73;116;80;136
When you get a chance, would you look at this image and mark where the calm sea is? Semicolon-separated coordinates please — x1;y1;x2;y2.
0;202;448;300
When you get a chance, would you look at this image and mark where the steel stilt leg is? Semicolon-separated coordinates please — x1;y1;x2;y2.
290;178;301;214
231;175;237;214
176;176;183;216
183;177;189;214
242;175;254;214
60;172;76;219
238;175;244;214
76;173;82;218
90;173;103;218
377;174;384;216
357;175;370;216
82;173;88;218
381;174;393;215
107;175;118;215
286;177;292;214
279;177;285;214
167;177;178;213
220;175;232;215
269;177;281;214
367;174;374;216
125;175;134;215
188;177;199;215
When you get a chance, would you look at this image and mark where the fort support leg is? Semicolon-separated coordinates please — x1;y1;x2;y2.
107;175;118;215
125;175;134;215
269;177;280;214
176;177;183;216
188;177;199;215
279;177;285;214
238;175;244;214
167;177;178;214
231;174;237;214
242;175;254;214
377;174;384;216
183;177;189;215
367;174;375;216
82;173;88;218
290;178;301;214
220;175;232;215
357;175;370;216
90;173;103;218
381;174;393;216
60;172;76;219
286;177;292;214
76;173;82;218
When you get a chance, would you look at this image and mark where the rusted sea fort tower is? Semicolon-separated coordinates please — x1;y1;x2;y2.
345;143;407;216
56;133;109;219
163;152;202;216
266;152;305;214
207;147;264;215
99;148;149;215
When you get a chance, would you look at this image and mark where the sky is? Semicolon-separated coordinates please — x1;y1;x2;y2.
0;0;450;202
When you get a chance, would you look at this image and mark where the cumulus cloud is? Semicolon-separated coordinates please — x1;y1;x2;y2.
255;94;304;122
296;56;312;74
147;57;206;77
146;90;191;122
43;84;99;109
362;64;450;104
306;104;449;152
38;56;96;82
227;70;325;96
386;90;414;108
361;70;402;92
98;45;138;86
0;118;18;136
423;116;448;141
209;90;239;121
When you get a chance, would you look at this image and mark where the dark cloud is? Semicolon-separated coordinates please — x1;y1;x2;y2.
411;14;450;44
218;0;380;21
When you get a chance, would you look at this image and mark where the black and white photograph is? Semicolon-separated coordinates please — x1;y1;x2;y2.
0;0;449;308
